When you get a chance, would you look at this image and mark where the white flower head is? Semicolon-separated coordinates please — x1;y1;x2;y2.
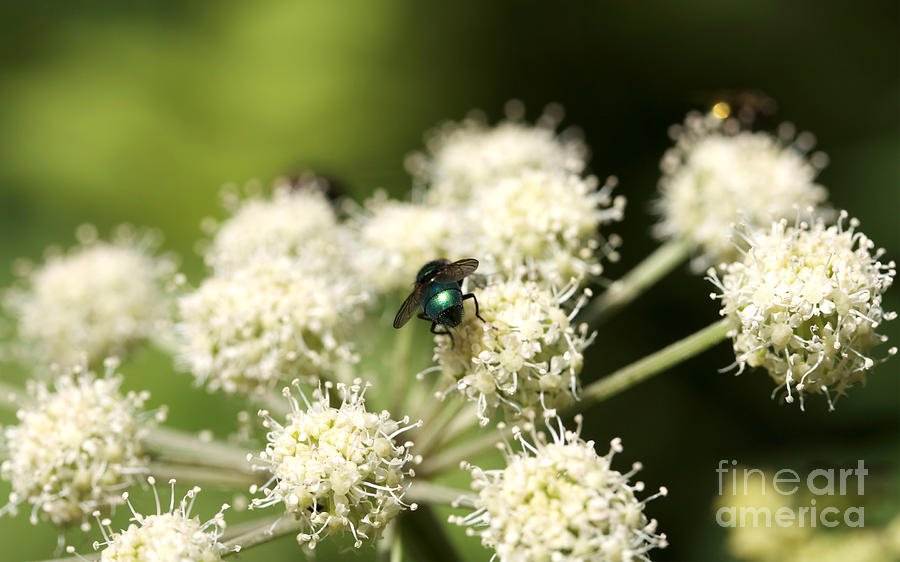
451;416;668;562
351;192;457;293
460;170;625;284
202;177;340;273
86;477;231;561
709;213;896;409
432;278;595;424
249;379;420;549
409;102;588;205
655;110;828;267
0;359;162;528
176;256;368;395
4;224;176;368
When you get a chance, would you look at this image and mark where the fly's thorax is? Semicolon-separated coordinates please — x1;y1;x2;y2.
415;259;451;283
423;282;463;326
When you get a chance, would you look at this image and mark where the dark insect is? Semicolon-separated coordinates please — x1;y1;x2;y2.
393;258;486;345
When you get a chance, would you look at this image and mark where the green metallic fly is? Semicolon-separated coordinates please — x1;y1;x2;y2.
393;258;485;344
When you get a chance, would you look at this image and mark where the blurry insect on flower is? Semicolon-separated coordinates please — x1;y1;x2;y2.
3;224;176;369
655;110;829;269
709;213;896;409
451;416;668;562
0;359;164;529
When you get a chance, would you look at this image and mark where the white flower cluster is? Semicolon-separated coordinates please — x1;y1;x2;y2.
451;417;668;562
356;105;622;293
352;192;457;293
710;213;896;408
408;103;587;204
4;225;175;368
202;178;340;273
1;361;161;528
87;478;230;561
249;380;419;549
177;256;368;395
462;170;624;284
433;278;595;424
655;111;828;266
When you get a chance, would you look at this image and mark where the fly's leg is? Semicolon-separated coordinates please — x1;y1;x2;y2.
462;293;486;323
430;321;455;348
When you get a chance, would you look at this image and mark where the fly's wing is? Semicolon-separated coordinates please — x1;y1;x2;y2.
393;285;425;329
429;258;479;283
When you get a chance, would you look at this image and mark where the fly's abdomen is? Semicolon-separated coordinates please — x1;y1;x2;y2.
423;283;463;326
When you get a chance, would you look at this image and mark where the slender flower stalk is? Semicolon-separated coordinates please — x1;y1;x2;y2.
420;318;733;477
580;317;733;405
583;238;692;325
144;427;254;476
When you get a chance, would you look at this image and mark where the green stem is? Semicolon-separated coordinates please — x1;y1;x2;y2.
584;238;691;325
145;426;254;475
378;522;395;562
223;516;306;555
429;403;479;450
406;480;467;507
220;514;281;541
147;461;261;488
580;317;732;406
415;397;468;456
390;528;403;562
418;431;503;479
392;326;414;414
420;318;733;477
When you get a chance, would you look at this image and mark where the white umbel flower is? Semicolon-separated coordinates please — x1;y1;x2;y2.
451;417;668;562
655;111;828;266
249;380;419;549
4;225;175;368
0;360;161;528
432;278;595;424
461;170;624;284
409;104;588;205
709;213;896;409
203;178;339;273
87;478;230;561
352;192;456;293
176;256;368;395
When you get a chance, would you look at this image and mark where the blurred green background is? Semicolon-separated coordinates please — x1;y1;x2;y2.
0;1;897;560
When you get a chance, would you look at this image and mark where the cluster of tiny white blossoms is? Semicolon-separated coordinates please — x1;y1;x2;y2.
201;177;341;273
451;416;668;562
79;477;231;561
461;170;624;284
351;192;458;293
353;103;623;291
655;110;828;267
709;213;896;409
0;359;163;528
408;102;588;205
433;278;594;423
3;224;176;368
249;379;420;549
176;255;368;394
